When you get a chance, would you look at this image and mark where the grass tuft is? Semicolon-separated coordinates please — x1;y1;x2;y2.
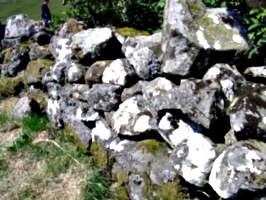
0;105;112;199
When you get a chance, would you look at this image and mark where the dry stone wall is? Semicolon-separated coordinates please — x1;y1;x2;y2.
1;0;266;199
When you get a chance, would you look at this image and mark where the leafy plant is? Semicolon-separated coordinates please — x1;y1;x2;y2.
243;8;266;58
62;0;165;33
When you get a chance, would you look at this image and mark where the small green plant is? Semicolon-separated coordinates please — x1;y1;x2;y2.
243;8;266;58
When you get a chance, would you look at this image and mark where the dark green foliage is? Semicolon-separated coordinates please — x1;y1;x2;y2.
62;0;165;33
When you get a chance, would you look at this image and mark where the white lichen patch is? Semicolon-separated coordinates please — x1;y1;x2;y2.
224;24;232;30
91;121;112;141
57;38;72;62
112;97;141;133
196;29;210;49
109;140;128;152
102;59;127;86
208;13;220;24
170;122;216;186
67;63;79;80
263;117;266;124
46;99;60;120
232;34;243;44
220;79;234;101
204;67;221;79
159;113;173;130
76;107;99;121
209;151;231;199
233;149;261;174
134;115;151;132
213;41;221;49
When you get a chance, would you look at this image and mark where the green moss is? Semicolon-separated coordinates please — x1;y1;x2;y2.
64;125;88;153
140;172;188;200
151;177;188;200
137;139;168;155
2;47;12;64
116;27;150;37
0;75;25;99
89;142;107;168
114;168;129;200
24;59;54;82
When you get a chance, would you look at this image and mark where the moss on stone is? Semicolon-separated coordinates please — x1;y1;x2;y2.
116;27;150;37
137;139;168;155
0;75;25;99
141;172;188;200
89;142;107;167
64;125;88;153
2;47;12;64
114;168;129;200
24;59;54;82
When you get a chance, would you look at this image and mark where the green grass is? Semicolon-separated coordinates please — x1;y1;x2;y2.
0;109;112;199
0;0;67;23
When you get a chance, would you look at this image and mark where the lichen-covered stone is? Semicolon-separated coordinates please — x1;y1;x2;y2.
244;66;266;79
5;14;41;39
102;59;136;86
80;83;122;112
203;63;246;101
209;140;266;199
169;128;221;186
228;82;266;141
151;79;225;129
28;43;51;61
161;0;249;76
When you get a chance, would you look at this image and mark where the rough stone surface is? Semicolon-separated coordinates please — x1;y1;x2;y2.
209;140;266;199
228;82;266;141
5;14;41;39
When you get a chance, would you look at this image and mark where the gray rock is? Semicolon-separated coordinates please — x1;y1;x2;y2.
13;96;40;118
1;38;21;50
203;63;246;101
71;27;123;65
151;79;225;129
127;47;161;80
84;60;110;85
244;66;266;79
5;14;41;39
111;96;152;135
228;82;266;141
66;62;87;83
170;129;220;186
122;32;162;58
81;83;122;112
121;80;147;102
49;36;72;62
209;140;266;199
29;44;51;61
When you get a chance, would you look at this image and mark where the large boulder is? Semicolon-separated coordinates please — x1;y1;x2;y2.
161;0;249;77
71;28;124;65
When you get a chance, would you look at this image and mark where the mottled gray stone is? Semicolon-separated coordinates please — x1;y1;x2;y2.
209;140;266;199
